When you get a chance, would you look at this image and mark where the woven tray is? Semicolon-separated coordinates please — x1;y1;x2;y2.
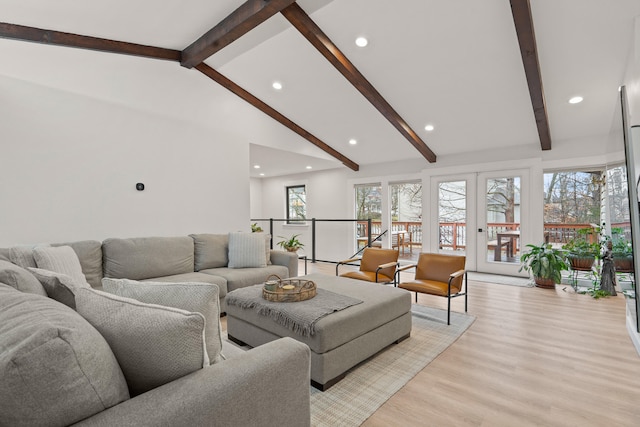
262;275;317;302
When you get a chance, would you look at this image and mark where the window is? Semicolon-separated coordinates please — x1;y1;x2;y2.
355;183;382;220
286;185;306;224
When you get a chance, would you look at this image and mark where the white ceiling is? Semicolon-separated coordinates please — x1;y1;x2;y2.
1;0;639;178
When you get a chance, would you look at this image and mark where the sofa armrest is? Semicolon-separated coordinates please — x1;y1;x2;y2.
270;250;299;277
74;337;311;427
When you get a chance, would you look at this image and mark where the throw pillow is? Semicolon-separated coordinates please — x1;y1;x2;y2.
33;245;88;286
0;260;47;296
0;284;129;427
28;268;90;309
228;232;267;268
8;244;50;269
75;288;209;396
102;278;223;364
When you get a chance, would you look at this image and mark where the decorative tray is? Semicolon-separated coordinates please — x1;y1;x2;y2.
262;275;317;302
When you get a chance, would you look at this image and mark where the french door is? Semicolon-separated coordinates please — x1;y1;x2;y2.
430;169;529;276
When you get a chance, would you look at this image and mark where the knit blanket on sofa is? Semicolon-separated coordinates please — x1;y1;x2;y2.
226;284;362;337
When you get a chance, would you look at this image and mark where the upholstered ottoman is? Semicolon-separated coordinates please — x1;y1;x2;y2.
226;273;412;390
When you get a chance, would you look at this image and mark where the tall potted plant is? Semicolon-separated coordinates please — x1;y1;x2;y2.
519;243;569;289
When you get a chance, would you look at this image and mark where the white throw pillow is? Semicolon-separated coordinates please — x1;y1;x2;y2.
33;245;88;286
102;278;223;364
75;288;209;396
28;267;90;309
228;232;268;268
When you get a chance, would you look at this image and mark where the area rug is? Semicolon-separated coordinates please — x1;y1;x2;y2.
467;271;533;287
309;304;475;426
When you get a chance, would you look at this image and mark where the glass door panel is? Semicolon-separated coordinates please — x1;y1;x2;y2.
438;181;467;255
486;176;521;264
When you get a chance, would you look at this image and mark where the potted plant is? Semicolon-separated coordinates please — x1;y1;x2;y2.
562;228;600;270
519;243;569;288
610;228;634;272
276;234;304;252
250;223;263;233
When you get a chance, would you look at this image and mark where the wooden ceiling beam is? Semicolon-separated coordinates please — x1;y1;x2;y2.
280;3;437;163
181;0;296;68
195;63;359;171
0;22;181;61
509;0;552;150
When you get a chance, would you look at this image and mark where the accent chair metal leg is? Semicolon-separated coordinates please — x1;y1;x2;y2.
447;296;451;325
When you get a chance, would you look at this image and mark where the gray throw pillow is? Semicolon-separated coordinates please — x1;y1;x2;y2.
0;284;129;427
8;244;50;269
0;260;47;296
28;268;90;309
102;278;223;364
33;245;88;286
228;232;267;268
75;288;209;396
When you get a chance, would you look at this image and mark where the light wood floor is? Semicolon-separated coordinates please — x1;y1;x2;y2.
227;261;640;426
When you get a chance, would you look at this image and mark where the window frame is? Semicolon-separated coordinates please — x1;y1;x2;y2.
286;185;307;224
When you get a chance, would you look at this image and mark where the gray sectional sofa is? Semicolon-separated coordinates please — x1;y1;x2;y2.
0;233;310;427
0;233;299;312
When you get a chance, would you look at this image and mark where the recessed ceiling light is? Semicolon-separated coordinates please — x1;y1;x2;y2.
253;165;260;169
569;96;583;104
349;138;358;145
259;173;265;176
272;81;283;90
306;166;313;170
355;37;368;47
424;124;435;132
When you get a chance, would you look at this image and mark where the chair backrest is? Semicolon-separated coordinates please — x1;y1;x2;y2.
415;253;466;288
360;247;399;279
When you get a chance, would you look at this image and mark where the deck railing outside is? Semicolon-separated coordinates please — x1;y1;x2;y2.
357;221;632;251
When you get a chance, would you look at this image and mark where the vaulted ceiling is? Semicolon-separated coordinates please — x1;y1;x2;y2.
2;0;639;178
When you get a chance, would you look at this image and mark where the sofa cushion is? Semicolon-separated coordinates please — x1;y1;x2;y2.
53;240;103;288
8;244;50;269
33;245;88;286
0;284;129;427
228;232;267;268
191;233;229;270
102;278;223;364
102;236;194;280
139;272;228;299
28;268;90;309
0;260;47;296
201;265;289;292
75;288;209;396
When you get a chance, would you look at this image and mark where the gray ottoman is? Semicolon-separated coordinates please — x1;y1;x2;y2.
226;273;412;390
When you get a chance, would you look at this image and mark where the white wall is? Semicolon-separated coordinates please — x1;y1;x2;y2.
0;76;249;246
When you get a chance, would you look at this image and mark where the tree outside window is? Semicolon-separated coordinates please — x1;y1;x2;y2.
355;184;382;220
287;185;306;224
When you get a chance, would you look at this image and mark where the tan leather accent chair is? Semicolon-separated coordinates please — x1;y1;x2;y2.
397;253;467;325
336;248;399;285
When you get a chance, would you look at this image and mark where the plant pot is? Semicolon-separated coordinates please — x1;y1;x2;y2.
568;255;595;270
285;247;299;253
613;255;634;272
534;276;556;289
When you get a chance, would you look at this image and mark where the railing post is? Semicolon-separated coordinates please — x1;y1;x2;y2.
367;218;372;247
453;223;458;251
311;218;316;263
269;218;274;249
